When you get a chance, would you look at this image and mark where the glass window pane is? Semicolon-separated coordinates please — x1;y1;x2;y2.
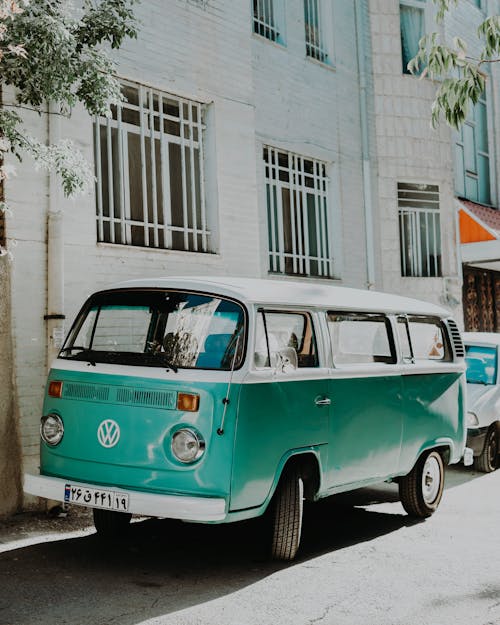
465;345;497;385
463;123;477;173
62;291;245;370
408;318;448;361
328;313;395;365
400;4;425;74
255;312;318;369
476;102;488;154
478;155;491;205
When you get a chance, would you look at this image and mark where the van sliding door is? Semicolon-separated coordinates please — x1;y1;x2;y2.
326;312;403;488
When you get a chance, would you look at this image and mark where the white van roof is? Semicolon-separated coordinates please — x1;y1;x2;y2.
106;276;450;317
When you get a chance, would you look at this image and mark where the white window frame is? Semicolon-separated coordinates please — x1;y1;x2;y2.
95;80;211;253
264;145;333;278
398;182;441;278
304;0;334;66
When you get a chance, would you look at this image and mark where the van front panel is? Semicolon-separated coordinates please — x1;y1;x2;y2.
41;367;237;500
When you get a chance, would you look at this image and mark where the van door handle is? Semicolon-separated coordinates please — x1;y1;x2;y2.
315;397;331;406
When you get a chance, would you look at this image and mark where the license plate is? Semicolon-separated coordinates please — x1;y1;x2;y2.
64;483;129;512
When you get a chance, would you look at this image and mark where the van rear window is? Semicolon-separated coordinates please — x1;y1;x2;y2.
60;289;246;370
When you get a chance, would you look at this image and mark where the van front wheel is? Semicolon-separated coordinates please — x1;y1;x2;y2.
93;508;132;537
271;467;304;561
399;450;444;518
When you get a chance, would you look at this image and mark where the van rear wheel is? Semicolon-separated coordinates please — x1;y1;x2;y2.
93;508;132;537
399;450;444;518
271;467;304;561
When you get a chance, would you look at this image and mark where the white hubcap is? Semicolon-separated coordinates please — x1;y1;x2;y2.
422;455;441;504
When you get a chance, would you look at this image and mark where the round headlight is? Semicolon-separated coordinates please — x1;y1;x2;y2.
467;411;479;427
41;414;64;446
171;428;205;463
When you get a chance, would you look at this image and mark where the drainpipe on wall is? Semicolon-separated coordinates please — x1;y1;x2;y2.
45;102;65;370
354;0;376;290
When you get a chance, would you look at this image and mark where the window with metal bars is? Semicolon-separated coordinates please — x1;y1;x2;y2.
398;182;441;278
253;0;280;43
304;0;328;63
94;81;211;253
264;146;333;278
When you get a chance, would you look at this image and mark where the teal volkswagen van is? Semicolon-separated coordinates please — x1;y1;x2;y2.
25;277;468;560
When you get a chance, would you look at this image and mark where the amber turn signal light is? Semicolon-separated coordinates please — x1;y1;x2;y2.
177;392;200;412
48;380;63;398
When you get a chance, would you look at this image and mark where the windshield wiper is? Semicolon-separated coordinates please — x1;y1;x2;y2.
59;346;96;366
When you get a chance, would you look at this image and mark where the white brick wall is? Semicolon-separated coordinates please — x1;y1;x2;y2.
3;0;373;497
369;0;464;314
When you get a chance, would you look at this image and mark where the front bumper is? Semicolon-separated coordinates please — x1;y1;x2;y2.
466;427;489;457
24;474;227;522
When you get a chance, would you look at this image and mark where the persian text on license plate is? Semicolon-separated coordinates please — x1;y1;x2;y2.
64;484;129;511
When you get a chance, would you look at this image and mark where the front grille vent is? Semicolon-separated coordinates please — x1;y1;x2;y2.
61;382;177;409
64;382;110;401
446;319;465;359
116;388;176;409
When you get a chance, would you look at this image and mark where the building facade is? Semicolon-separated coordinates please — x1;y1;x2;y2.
0;0;498;514
370;0;500;329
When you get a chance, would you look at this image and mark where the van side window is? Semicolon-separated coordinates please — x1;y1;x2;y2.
407;316;450;362
397;317;413;362
327;312;396;365
254;311;318;369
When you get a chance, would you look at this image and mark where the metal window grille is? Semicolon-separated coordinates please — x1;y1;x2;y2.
304;0;327;63
95;81;210;253
398;182;441;277
264;146;332;278
253;0;279;42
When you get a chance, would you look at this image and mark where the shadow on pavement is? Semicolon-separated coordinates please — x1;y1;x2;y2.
0;491;412;625
0;464;490;625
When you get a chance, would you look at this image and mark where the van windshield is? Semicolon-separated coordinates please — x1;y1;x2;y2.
465;344;497;385
60;289;246;370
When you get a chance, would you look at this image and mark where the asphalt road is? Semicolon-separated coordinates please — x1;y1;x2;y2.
1;465;500;625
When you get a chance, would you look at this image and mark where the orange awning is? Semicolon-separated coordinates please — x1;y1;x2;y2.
459;209;496;243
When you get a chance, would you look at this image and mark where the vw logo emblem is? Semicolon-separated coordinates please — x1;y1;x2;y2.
97;419;120;448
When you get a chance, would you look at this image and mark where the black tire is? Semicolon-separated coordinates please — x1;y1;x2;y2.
399;450;444;518
474;427;498;473
93;508;132;537
270;466;304;561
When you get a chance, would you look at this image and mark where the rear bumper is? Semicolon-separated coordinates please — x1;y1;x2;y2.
24;474;227;522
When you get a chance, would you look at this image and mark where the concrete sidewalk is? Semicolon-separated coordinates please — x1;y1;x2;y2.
0;506;94;552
